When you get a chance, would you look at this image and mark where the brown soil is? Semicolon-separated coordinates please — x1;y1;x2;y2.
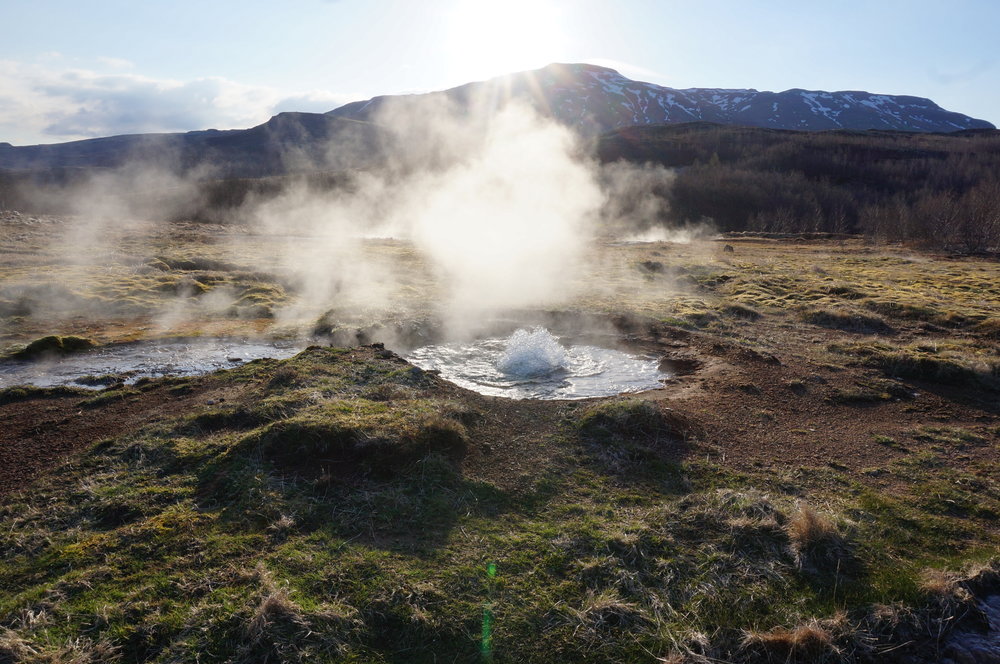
0;381;243;498
2;315;996;500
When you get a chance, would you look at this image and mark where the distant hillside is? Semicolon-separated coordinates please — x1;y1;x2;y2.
329;63;995;134
0;113;387;178
0;63;993;177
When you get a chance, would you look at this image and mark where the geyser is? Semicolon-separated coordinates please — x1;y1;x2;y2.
497;326;567;377
406;326;668;400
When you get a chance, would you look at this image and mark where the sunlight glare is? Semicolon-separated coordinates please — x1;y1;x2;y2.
446;0;567;81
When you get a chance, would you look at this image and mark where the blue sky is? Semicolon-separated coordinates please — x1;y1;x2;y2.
1;0;997;145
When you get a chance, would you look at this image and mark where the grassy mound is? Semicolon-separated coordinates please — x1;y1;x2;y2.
800;308;894;335
7;335;97;360
0;384;89;405
578;398;696;446
830;340;1000;390
244;398;469;474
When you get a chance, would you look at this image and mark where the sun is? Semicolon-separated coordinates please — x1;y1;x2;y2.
445;0;567;81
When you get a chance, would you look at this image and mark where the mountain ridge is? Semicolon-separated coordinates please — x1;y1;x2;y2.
0;63;992;177
327;63;994;134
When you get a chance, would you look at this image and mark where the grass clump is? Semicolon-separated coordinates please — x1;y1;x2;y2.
78;386;140;408
242;398;469;475
863;298;950;325
0;384;88;405
721;302;762;320
577;398;694;446
75;373;128;387
7;334;97;360
800;308;893;334
827;386;892;404
830;340;1000;389
742;618;841;663
973;317;1000;339
787;503;858;578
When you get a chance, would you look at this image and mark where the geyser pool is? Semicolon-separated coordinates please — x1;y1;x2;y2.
406;326;668;400
0;338;301;389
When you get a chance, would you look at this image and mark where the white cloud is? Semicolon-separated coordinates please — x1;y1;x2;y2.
95;56;135;70
0;60;358;146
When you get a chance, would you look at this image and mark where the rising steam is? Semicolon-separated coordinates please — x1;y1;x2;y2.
5;89;705;340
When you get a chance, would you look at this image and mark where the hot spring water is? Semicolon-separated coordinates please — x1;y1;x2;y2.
0;328;668;400
0;338;301;389
406;326;668;399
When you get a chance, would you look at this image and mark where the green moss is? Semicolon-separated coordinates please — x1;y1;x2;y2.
577;398;689;444
7;334;98;360
244;398;469;474
79;387;140;409
0;384;89;405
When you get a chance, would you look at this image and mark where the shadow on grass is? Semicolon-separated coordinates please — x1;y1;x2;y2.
568;398;697;496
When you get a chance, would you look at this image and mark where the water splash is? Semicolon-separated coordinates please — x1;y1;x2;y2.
497;326;566;377
406;327;668;400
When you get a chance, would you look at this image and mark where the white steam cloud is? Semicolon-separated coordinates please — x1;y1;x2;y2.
6;87;710;341
238;98;607;334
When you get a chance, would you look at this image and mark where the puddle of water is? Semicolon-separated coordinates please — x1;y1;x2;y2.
406;326;668;400
0;338;302;389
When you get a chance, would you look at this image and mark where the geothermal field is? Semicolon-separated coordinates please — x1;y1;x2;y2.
1;104;999;663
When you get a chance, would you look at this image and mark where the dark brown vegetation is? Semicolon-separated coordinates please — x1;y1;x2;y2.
4;124;1000;253
599;124;1000;251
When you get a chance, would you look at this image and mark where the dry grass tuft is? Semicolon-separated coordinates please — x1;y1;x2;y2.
787;503;856;577
973;317;1000;339
245;564;304;646
565;590;652;636
0;628;38;663
246;587;301;645
919;568;971;604
742;618;840;662
787;504;838;549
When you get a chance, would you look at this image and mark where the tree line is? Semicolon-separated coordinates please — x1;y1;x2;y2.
598;123;1000;252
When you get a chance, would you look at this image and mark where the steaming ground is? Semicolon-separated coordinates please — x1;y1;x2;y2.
1;99;693;347
0;207;706;350
3;93;1000;662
